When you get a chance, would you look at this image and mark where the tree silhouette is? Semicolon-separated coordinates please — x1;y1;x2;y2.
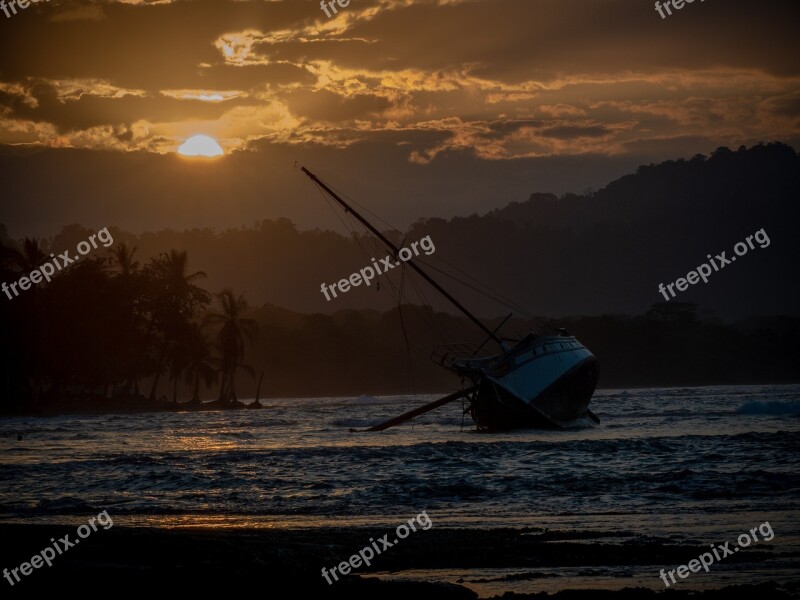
144;250;210;401
184;328;218;404
111;243;140;277
108;244;147;396
204;289;258;403
6;237;47;273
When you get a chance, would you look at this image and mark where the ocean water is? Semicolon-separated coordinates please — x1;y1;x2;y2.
1;384;799;595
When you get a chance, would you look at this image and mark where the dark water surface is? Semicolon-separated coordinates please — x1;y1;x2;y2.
2;384;799;595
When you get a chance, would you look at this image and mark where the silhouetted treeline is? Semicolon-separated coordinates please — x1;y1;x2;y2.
2;246;798;410
4;142;794;321
245;301;800;397
0;241;257;411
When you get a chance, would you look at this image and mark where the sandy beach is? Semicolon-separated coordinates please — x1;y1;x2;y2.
1;524;796;597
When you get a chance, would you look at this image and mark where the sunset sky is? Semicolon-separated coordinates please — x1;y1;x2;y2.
1;0;798;236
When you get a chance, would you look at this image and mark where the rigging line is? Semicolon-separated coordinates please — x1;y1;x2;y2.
371;258;447;352
326;181;402;234
357;223;390;263
385;262;448;350
311;179;433;356
344;214;532;328
359;231;458;344
352;225;463;343
397;263;416;394
402;290;449;346
314;182;413;318
309;172;474;345
404;269;451;343
314;178;369;233
381;288;443;356
417;247;534;317
348;217;402;295
412;256;536;319
316;178;532;328
344;219;422;316
348;216;410;308
312;180;358;238
303;166;502;345
314;180;389;299
420;252;537;319
343;208;378;261
380;252;450;344
332;195;400;282
326;175;531;320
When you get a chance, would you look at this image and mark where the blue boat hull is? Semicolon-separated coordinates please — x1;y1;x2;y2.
446;335;600;430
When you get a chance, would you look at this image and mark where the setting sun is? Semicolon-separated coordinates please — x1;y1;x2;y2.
177;134;224;157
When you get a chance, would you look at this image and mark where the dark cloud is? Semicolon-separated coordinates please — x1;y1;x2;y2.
0;0;312;88
0;80;258;133
197;63;316;89
765;92;800;117
283;89;391;122
538;125;611;140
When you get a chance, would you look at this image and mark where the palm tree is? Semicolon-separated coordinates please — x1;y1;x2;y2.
222;356;256;403
2;237;47;274
158;249;206;292
204;289;258;403
168;340;190;403
146;250;210;401
109;244;144;396
3;238;48;404
184;333;218;404
111;244;139;277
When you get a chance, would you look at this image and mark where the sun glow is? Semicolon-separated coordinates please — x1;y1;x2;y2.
177;134;224;157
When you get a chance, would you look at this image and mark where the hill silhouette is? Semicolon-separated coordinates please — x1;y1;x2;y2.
7;141;792;319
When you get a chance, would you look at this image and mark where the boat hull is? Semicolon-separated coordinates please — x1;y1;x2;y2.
453;336;599;431
470;356;598;430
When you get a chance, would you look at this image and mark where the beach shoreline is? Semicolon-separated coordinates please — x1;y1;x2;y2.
1;524;796;597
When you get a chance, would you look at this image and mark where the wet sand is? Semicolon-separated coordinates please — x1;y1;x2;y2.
1;525;795;597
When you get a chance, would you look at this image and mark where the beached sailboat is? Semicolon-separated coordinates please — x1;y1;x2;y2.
300;166;600;431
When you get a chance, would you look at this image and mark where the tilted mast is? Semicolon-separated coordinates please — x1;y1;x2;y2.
300;166;502;346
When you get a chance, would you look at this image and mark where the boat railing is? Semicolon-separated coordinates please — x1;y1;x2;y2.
431;343;497;370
